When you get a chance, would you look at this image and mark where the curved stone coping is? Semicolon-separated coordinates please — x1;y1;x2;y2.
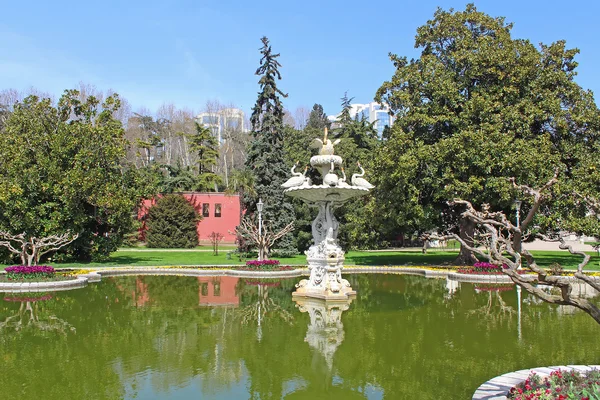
88;268;309;280
76;266;519;284
447;272;514;283
346;267;515;283
0;276;88;293
473;365;600;399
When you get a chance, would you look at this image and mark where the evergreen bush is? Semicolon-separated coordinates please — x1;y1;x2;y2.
146;195;199;248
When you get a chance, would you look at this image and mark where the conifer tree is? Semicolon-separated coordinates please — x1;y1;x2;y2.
146;194;199;248
306;104;330;131
188;123;221;191
245;37;296;254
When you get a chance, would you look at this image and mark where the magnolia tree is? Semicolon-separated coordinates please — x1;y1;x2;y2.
0;231;79;266
435;173;600;323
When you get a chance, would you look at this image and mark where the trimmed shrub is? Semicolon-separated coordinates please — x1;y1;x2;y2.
146;195;200;248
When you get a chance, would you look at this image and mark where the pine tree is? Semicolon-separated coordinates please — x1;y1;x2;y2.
335;92;354;135
245;36;296;254
306;104;330;131
188;123;221;191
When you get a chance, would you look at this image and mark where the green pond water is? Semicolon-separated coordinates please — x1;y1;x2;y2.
0;274;598;400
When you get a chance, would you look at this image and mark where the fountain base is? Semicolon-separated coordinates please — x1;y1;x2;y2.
292;253;356;300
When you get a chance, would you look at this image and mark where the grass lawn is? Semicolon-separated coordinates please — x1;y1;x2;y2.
6;248;596;271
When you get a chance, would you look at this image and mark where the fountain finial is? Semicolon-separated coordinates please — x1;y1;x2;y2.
310;128;340;156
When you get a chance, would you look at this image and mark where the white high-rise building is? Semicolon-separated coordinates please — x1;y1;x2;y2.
195;108;245;144
329;102;394;139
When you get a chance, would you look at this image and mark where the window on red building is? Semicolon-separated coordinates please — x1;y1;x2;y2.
215;203;222;217
202;203;209;217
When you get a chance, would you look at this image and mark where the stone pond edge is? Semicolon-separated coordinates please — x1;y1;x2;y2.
472;364;600;400
1;265;597;292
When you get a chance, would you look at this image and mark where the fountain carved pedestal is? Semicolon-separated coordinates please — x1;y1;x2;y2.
283;129;373;300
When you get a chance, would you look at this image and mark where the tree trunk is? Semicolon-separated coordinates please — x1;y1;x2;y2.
454;217;478;265
513;230;522;253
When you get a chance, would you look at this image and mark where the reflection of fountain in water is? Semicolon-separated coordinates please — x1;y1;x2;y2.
293;297;353;370
445;278;460;299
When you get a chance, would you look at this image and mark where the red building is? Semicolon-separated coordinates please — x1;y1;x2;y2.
138;192;241;244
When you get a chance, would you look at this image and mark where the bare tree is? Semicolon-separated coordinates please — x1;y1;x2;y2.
435;173;600;323
294;106;310;130
283;108;295;127
0;231;79;266
208;232;225;256
234;218;294;261
0;88;22;109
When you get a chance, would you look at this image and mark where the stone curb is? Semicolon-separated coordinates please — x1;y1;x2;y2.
92;268;310;279
2;266;597;292
472;365;600;399
0;276;88;292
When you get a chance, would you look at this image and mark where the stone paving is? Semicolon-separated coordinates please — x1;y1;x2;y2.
472;365;600;399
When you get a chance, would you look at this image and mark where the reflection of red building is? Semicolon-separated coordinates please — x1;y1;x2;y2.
198;276;239;306
138;192;241;244
134;277;150;307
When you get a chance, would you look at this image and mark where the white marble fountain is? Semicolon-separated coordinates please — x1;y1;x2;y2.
282;128;374;300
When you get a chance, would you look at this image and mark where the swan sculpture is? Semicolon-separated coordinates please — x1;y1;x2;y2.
337;167;350;187
310;128;341;155
351;162;374;189
323;160;338;186
281;163;308;188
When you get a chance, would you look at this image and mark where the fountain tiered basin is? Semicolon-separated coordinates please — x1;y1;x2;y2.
282;129;374;300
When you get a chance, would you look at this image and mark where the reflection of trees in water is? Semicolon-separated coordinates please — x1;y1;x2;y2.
0;297;75;336
236;282;294;340
0;274;599;400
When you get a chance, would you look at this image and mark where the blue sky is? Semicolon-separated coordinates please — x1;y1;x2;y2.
1;0;599;118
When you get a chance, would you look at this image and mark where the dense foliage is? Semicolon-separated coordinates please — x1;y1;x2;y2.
0;91;148;262
187;123;221;191
374;4;600;260
245;36;296;254
145;195;199;248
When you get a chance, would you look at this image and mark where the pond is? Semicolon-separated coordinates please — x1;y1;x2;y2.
0;274;598;399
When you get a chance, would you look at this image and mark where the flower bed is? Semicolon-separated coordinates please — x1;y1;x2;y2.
508;368;600;399
238;260;295;271
458;262;510;275
4;265;56;280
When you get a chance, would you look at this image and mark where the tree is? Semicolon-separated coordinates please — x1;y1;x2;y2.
159;162;198;193
235;218;294;260
437;174;600;324
374;4;600;263
188;123;221;191
330;95;380;249
208;232;225;255
145;194;199;248
0;91;147;261
245;36;296;254
306;104;330;131
0;231;79;266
